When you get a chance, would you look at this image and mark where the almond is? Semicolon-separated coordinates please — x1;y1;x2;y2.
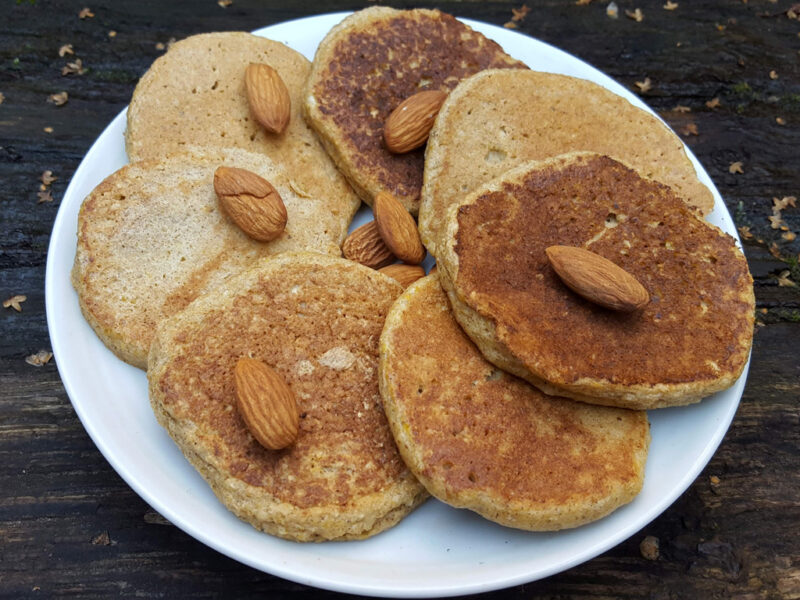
378;264;426;288
383;89;447;153
234;357;299;450
373;191;426;264
245;63;291;135
214;166;287;241
342;220;396;268
545;245;650;312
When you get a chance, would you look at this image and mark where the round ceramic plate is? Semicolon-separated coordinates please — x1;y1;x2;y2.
45;12;749;598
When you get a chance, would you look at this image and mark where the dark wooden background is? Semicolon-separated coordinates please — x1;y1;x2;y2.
1;1;798;598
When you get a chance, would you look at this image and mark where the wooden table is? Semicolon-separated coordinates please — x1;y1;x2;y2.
2;1;798;597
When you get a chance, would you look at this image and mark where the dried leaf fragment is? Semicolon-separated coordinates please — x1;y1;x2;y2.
576;0;593;4
729;162;744;174
783;231;797;241
26;350;53;367
155;42;165;51
218;0;233;6
663;1;678;9
774;196;796;211
788;4;800;19
776;117;786;125
503;21;518;29
777;271;796;287
706;97;721;109
37;189;54;203
58;44;74;57
512;5;530;21
625;8;644;22
91;531;111;545
738;226;753;240
769;242;781;258
3;295;26;312
769;70;779;80
673;105;691;113
635;78;652;93
78;7;94;19
41;170;57;186
48;91;68;106
680;123;699;136
640;536;660;560
108;30;117;38
62;58;86;76
0;92;4;105
44;126;53;133
768;214;784;229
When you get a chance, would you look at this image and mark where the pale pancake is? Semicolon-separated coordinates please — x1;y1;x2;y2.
438;152;754;409
420;69;715;257
148;252;427;542
380;274;649;530
304;7;525;214
72;146;351;369
125;31;359;214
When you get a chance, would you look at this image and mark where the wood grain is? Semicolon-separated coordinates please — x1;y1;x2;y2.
1;1;798;598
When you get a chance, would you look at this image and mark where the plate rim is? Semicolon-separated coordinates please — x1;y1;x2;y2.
45;11;749;597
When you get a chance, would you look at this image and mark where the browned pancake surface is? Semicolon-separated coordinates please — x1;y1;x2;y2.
149;253;426;541
305;7;525;213
441;153;754;409
379;275;649;530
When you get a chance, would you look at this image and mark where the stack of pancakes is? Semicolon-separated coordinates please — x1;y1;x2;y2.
72;8;753;542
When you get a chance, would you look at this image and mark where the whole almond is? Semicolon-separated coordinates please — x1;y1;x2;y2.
214;166;287;241
245;63;291;135
384;89;447;153
342;220;396;269
545;245;650;311
378;264;426;288
234;357;299;450
374;191;426;264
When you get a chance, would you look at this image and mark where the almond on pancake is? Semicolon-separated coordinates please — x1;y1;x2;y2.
125;31;359;215
304;7;526;215
148;252;428;542
72;147;353;369
437;152;754;410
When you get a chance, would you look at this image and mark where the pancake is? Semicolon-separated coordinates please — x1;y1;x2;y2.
420;69;715;257
379;274;649;531
72;146;353;369
148;252;428;542
437;152;754;410
303;7;526;214
125;31;359;213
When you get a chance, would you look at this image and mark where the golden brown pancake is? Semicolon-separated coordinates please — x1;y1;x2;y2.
304;7;526;214
437;152;754;409
125;31;360;214
380;274;650;530
420;69;715;257
148;252;428;542
71;147;352;369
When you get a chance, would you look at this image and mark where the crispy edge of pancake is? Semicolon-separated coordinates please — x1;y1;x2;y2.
379;274;649;530
303;7;399;209
436;153;754;410
71;158;163;369
147;252;428;542
420;69;715;257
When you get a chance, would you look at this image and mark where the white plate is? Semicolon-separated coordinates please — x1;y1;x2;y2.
45;12;749;598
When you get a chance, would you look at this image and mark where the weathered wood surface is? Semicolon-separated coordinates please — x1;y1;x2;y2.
1;0;798;598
